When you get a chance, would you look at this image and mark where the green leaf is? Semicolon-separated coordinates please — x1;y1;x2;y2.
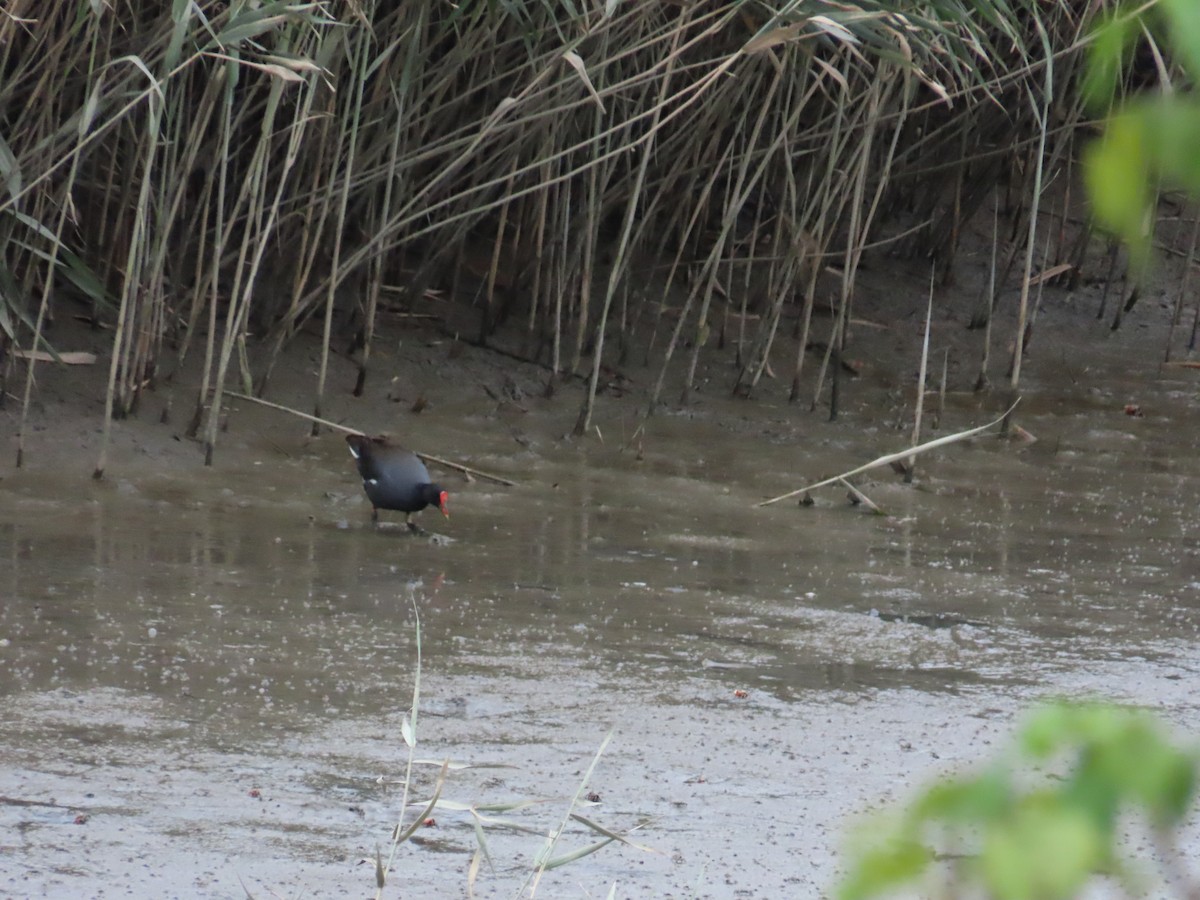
471;814;495;873
913;767;1012;823
0;131;22;205
0;263;41;343
981;803;1105;900
1161;0;1200;79
218;14;291;47
401;712;414;748
1081;13;1135;113
836;835;930;900
1083;111;1151;271
541;836;616;870
569;812;654;853
837;703;1199;898
165;0;193;71
215;2;326;48
1143;99;1200;193
81;78;104;137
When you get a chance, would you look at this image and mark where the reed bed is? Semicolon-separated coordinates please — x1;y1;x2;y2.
0;1;1163;470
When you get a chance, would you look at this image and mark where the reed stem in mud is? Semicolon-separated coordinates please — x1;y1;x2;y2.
1009;17;1054;407
909;266;935;478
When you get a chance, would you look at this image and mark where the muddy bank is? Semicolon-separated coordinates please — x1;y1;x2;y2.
3;249;1200;897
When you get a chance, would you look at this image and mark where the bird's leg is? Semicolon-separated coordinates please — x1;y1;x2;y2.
371;506;380;524
406;513;421;534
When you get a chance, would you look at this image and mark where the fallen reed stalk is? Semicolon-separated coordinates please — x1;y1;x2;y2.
757;400;1020;508
224;390;518;486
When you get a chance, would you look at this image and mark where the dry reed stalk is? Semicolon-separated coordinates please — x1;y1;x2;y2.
842;478;885;514
575;17;685;436
789;160;830;403
974;192;1000;392
96;79;164;477
313;24;371;437
829;81;878;421
525;160;552;358
1164;207;1200;361
936;348;948;431
644;136;736;413
681;64;784;406
15;22;97;467
570;125;600;374
355;27;421;397
734;62;824;397
484;162;519;346
758;400;1020;508
909;266;937;478
1008;17;1055;424
0;1;1092;469
224;390;517;486
807;75;860;413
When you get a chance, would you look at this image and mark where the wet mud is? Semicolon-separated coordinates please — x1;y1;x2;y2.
3;262;1200;898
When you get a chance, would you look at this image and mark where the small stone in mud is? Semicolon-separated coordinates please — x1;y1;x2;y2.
73;814;89;825
586;792;601;803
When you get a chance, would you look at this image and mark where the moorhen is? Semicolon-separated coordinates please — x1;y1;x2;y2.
346;434;449;531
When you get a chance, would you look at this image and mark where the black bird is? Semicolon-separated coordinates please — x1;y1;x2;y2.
346;434;449;531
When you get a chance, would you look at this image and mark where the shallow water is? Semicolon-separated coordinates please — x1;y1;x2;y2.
2;346;1200;898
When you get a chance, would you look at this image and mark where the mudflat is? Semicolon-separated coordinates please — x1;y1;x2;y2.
3;249;1199;898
